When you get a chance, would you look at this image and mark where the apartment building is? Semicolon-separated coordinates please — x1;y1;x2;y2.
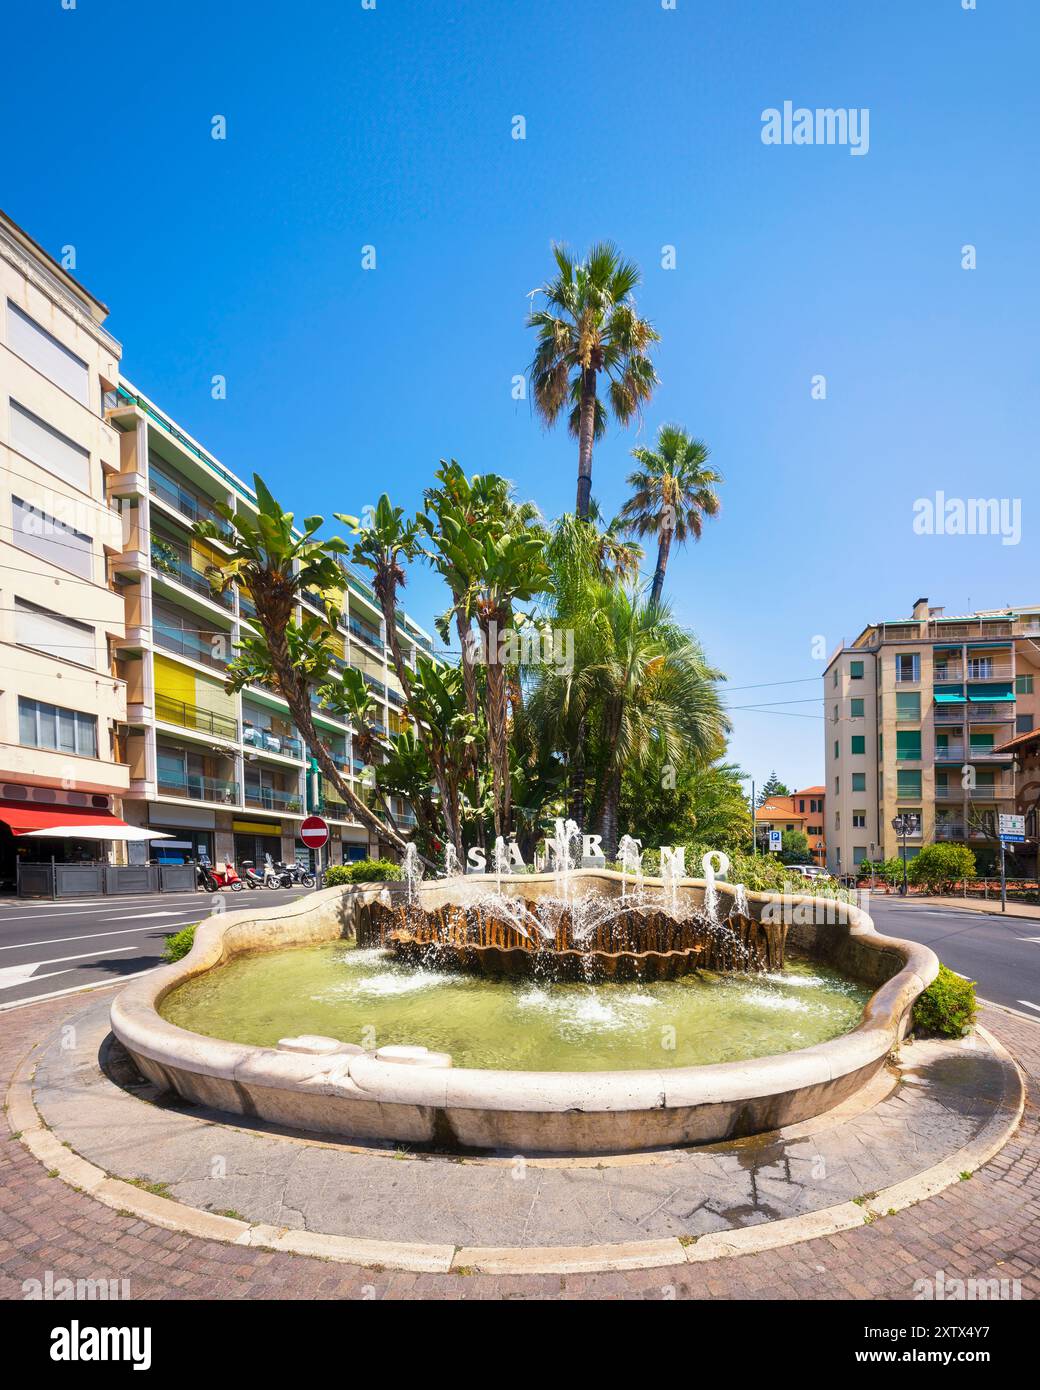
106;380;431;870
755;786;826;864
0;211;130;885
824;597;1040;877
0;211;431;883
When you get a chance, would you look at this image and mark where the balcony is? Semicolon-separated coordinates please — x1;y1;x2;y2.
934;822;966;841
243;725;302;759
156;694;238;742
149;468;232;539
965;663;1013;681
244;785;303;814
934;706;967;724
152;544;233;609
158;772;238;804
932;666;964;683
153;617;230;672
348;617;382;649
933;744;968;762
967;703;1016;723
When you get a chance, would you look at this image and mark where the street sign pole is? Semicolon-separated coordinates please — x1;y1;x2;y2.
1000;837;1007;914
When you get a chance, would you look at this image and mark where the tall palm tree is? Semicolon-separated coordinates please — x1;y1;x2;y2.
585;587;728;858
528;242;659;519
619;424;722;606
194;479;410;856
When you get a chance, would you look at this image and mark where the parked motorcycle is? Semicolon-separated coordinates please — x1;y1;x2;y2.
262;854;291;889
283;860;316;888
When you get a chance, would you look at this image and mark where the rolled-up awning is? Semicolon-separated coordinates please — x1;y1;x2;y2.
0;799;173;842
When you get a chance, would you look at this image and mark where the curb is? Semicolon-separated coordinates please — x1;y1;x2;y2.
5;1023;1027;1277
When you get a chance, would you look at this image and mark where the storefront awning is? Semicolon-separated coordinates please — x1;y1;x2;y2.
0;800;172;841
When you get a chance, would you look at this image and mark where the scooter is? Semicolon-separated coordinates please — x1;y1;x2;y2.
262;853;290;889
283;860;316;889
196;859;244;892
239;860;265;890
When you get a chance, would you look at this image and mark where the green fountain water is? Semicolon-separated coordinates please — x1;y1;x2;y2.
160;940;870;1072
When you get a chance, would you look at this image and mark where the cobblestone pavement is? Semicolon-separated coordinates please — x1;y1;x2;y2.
1;989;1037;1300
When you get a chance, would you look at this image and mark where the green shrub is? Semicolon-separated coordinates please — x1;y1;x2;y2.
323;858;402;886
163;924;197;963
908;843;976;893
912;963;977;1038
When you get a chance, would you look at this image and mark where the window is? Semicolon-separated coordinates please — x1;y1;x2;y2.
833;669;838;687
968;658;993;679
895;691;920;720
896;730;922;761
9;400;90;492
14;599;95;666
852;773;866;792
853;812;866;828
834;740;839;759
895;653;920;682
10;496;92;579
18;697;97;757
852;846;867;865
850;697;864;718
834;777;840;794
851;735;865;754
6;301;89;404
834;812;840;829
897;769;922;798
1017;715;1035;734
849;660;864;680
1016;675;1034;695
785;824;794;832
798;800;805;812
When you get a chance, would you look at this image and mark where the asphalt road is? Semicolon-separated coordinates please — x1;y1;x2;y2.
0;886;312;1010
865;896;1040;1016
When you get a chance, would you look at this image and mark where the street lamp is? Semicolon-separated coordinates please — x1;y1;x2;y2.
891;814;919;895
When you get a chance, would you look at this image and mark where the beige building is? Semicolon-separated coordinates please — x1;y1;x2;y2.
0;211;130;885
824;597;1040;877
0;211;429;888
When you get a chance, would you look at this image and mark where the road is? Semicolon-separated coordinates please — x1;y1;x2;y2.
0;886;312;1010
866;896;1040;1016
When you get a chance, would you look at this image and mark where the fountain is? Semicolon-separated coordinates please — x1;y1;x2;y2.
358;847;782;982
617;834;642;901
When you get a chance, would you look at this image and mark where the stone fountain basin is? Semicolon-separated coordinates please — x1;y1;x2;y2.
109;871;939;1156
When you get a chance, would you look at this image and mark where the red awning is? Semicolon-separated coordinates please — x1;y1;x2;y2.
0;799;131;837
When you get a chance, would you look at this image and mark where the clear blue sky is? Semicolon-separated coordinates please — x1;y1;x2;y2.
4;0;1038;794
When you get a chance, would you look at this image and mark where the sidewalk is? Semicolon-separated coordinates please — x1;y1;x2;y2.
921;895;1040;921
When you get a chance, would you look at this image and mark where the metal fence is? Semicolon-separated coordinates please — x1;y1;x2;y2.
17;861;199;900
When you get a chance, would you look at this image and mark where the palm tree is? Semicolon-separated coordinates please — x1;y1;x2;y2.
528;242;659;519
585;587;728;858
194;479;410;856
619;424;722;606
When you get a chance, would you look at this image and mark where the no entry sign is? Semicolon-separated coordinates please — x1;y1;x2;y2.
299;815;329;850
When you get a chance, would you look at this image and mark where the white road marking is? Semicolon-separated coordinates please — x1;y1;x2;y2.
0;923;190;951
1016;937;1040;945
0;969;156;1012
0;945;141;991
99;910;189;921
1016;1000;1040;1015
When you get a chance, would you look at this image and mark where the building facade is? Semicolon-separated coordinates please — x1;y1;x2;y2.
0;211;430;883
755;787;826;864
824;597;1040;876
0;212;130;886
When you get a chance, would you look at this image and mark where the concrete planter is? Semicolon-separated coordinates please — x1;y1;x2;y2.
110;872;939;1155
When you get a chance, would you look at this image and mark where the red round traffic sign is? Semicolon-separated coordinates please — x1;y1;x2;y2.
299;815;330;849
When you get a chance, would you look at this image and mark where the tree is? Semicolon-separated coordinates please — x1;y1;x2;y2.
619;424;722;606
779;830;811;865
583;588;729;858
528;242;659;519
618;758;752;855
757;772;790;805
908;843;977;893
194;481;408;855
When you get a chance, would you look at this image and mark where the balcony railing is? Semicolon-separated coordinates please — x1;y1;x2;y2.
244;786;303;813
934;822;966;841
243;726;303;758
149;470;232;539
156;694;238;742
934;707;967;724
936;782;1015;800
348;617;382;649
152;547;233;609
968;703;1016;722
933;744;968;761
158;773;238;804
932;666;964;683
154;621;229;671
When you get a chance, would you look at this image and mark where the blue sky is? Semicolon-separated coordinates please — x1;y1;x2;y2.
4;0;1038;794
